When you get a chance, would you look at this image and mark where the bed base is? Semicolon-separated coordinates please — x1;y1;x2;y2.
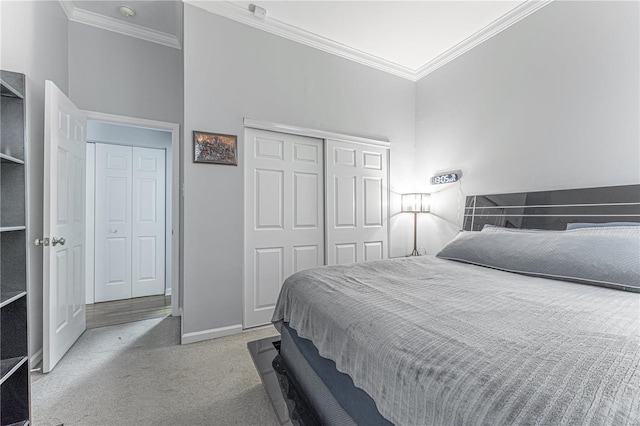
248;334;358;426
247;336;292;425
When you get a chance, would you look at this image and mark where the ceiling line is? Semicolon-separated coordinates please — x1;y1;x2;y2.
415;0;552;80
187;0;416;79
186;0;552;82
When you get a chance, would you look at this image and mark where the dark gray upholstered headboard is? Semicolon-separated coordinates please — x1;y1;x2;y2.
463;184;640;231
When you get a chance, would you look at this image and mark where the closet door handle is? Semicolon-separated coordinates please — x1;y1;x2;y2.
51;237;65;246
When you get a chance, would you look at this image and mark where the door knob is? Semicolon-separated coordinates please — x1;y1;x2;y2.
34;238;50;246
51;237;66;246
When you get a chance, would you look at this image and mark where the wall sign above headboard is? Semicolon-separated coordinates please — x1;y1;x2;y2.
431;171;461;185
463;184;640;231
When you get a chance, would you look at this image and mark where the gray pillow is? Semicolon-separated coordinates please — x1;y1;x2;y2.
436;226;640;292
482;224;548;232
566;222;640;230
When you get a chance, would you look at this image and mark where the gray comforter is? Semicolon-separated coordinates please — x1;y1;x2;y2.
272;256;640;426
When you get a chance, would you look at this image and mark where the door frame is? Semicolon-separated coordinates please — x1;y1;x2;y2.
83;110;181;316
243;118;391;149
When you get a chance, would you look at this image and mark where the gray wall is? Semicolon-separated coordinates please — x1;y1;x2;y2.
414;0;640;253
1;0;70;362
68;22;183;126
182;4;416;337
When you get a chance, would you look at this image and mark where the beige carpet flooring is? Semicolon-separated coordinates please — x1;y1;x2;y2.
31;317;281;425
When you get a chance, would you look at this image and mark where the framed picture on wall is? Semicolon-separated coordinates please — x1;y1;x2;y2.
193;130;238;165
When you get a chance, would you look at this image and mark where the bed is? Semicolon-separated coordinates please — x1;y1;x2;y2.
250;184;640;426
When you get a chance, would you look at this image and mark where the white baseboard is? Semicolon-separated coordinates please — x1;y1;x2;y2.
165;288;172;296
181;324;242;345
30;348;43;369
243;323;276;332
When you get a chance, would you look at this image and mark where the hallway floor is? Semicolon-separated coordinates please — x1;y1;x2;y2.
86;295;171;329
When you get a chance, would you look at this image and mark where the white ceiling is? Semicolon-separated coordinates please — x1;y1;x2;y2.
231;1;524;71
60;0;551;80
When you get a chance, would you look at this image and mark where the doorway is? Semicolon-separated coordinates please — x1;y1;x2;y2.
92;142;167;302
84;118;177;326
42;82;181;371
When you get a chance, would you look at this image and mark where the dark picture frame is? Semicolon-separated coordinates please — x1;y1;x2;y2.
193;130;238;165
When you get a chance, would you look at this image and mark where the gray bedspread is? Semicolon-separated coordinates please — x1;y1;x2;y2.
272;256;640;426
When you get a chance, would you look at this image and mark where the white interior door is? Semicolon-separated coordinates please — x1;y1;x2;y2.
94;143;132;302
244;129;324;328
131;147;166;298
94;144;166;302
43;80;87;373
326;139;389;265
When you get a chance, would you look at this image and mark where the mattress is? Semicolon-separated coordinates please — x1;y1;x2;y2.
272;255;640;426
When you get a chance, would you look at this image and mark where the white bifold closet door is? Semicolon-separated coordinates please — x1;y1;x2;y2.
94;143;166;302
325;139;388;264
244;129;325;328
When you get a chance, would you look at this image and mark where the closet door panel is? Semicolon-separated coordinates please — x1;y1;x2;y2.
245;128;324;328
254;247;284;310
364;241;384;261
94;144;132;302
326;140;389;265
293;172;319;228
334;176;357;228
255;169;284;229
293;245;319;273
363;177;383;227
132;147;166;298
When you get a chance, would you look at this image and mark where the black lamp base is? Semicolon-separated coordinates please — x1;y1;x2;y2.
409;212;422;256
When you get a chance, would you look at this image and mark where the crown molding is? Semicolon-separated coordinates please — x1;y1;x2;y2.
58;1;182;49
414;0;553;80
186;0;552;82
185;0;416;80
58;0;74;20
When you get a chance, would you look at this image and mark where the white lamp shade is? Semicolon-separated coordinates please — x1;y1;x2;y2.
401;193;430;213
